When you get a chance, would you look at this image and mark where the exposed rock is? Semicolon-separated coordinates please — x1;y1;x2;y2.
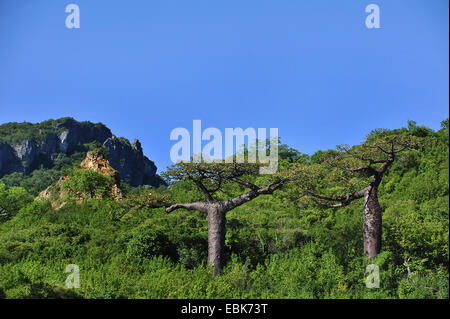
39;133;59;157
103;137;159;186
80;152;121;186
0;118;162;187
58;130;70;153
0;143;21;176
37;176;70;210
55;118;112;154
12;140;36;162
12;140;38;173
37;152;123;209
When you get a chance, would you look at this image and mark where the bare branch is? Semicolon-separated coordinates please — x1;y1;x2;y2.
231;177;260;191
166;202;209;213
193;179;214;202
259;179;286;194
377;145;391;155
221;179;286;212
392;146;407;154
376;158;394;175
205;175;223;194
303;187;368;208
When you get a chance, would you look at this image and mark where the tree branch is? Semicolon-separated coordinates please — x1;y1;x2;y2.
205;175;223;194
222;179;285;212
342;152;386;165
193;179;214;202
376;145;391;155
231;177;260;191
166;202;209;213
376;158;394;175
303;187;368;208
258;179;286;194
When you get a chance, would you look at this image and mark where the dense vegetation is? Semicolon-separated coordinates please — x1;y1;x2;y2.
0;141;112;197
0;118;107;145
0;120;448;299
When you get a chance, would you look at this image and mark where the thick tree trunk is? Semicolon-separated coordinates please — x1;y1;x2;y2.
362;186;382;259
166;181;285;276
207;205;226;276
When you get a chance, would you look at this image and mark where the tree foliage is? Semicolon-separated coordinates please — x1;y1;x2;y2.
62;169;114;199
0;120;447;298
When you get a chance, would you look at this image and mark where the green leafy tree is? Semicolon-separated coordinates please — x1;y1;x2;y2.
0;184;33;220
126;229;173;261
62;169;114;199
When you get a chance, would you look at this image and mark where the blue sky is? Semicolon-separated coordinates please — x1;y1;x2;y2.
0;0;448;172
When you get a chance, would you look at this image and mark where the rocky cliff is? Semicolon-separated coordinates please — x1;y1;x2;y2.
0;117;162;187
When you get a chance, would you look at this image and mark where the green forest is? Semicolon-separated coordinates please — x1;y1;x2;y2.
0;119;448;299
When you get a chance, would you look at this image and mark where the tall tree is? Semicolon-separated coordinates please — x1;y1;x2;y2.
293;131;422;259
162;160;286;276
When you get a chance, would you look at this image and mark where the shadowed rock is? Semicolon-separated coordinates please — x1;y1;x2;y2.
0;117;162;187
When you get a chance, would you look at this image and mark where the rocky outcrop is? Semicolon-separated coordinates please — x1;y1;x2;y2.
0;143;21;176
103;137;158;186
56;118;112;154
0;118;162;187
37;152;123;209
36;176;70;210
80;151;122;185
12;140;37;166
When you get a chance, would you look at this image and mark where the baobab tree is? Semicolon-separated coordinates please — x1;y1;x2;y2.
293;131;422;259
162;160;286;276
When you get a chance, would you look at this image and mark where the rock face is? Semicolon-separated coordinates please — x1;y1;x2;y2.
80;151;122;185
0;143;20;176
55;118;112;154
103;137;158;186
38;151;123;209
0;118;162;187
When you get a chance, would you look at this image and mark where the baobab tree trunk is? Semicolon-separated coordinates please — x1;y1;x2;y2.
207;205;226;276
362;186;382;259
165;180;285;276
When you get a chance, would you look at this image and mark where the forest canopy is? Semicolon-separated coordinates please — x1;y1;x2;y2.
0;120;448;299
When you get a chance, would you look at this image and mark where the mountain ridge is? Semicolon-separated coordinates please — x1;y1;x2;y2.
0;117;162;187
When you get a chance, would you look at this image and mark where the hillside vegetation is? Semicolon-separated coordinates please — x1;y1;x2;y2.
0;120;448;299
0;118;106;145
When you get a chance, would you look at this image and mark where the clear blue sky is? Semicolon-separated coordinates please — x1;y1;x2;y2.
0;0;448;172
